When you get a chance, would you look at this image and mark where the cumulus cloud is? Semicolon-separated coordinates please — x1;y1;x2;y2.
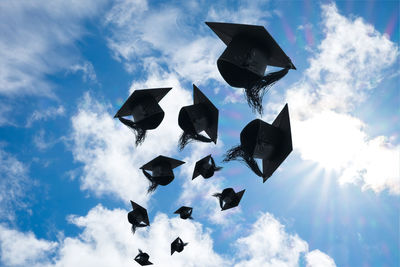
275;3;399;194
306;249;336;267
0;149;32;221
0;206;334;267
0;225;57;267
0;0;107;96
69;67;192;203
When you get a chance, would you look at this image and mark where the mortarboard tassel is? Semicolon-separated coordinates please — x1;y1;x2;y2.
178;131;213;151
245;67;290;114
223;145;264;177
118;117;147;146
142;169;158;193
210;157;223;172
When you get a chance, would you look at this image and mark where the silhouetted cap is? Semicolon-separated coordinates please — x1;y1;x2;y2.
134;249;153;266
171;237;188;255
206;22;295;114
192;154;222;180
223;104;292;182
128;201;150;234
114;88;172;145
141;155;185;193
213;188;245;211
174;206;193;220
178;84;219;150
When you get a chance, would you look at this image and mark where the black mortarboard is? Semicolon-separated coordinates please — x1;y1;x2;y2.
213;188;245;211
141;155;185;193
114;88;172;145
174;206;193;220
134;249;153;266
171;237;188;255
206;22;296;114
128;201;150;234
192;154;222;180
223;104;292;182
178;84;219;150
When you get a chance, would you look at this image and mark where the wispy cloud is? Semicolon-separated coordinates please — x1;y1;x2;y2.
26;106;65;127
0;149;32;221
0;0;107;96
68;61;98;83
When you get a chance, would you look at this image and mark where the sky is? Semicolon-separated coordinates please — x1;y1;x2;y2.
0;0;399;266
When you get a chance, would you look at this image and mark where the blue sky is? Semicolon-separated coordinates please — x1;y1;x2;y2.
0;0;399;266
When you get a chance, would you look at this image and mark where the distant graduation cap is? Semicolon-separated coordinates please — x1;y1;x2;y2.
178;84;219;150
134;249;153;266
114;87;172;145
128;201;150;234
174;206;193;220
171;237;188;255
206;22;296;114
213;188;245;211
141;155;185;193
192;154;222;180
223;104;292;182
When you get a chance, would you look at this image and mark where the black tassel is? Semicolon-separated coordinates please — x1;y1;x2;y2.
223;145;264;177
188;216;193;220
118;117;147;146
131;225;136;234
178;131;213;151
212;193;222;198
142;169;158;193
245;67;289;114
210;157;223;172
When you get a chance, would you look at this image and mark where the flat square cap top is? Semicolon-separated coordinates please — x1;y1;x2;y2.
206;22;295;69
262;103;293;179
140;155;185;171
193;85;219;143
114;87;172;118
192;154;212;179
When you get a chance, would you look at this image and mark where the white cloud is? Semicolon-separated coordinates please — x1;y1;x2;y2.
276;3;400;194
306;249;336;267
0;149;32;221
26;106;65;127
69;68;191;203
0;0;107;96
0;206;334;267
0;225;57;267
104;0;223;84
68;61;98;83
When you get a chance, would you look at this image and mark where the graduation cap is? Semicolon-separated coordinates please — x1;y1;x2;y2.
178;84;219;150
141;155;185;193
174;206;193;220
206;22;296;114
114;88;172;145
134;249;153;266
171;237;188;255
192;154;222;180
128;201;150;234
213;188;245;211
223;104;292;182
